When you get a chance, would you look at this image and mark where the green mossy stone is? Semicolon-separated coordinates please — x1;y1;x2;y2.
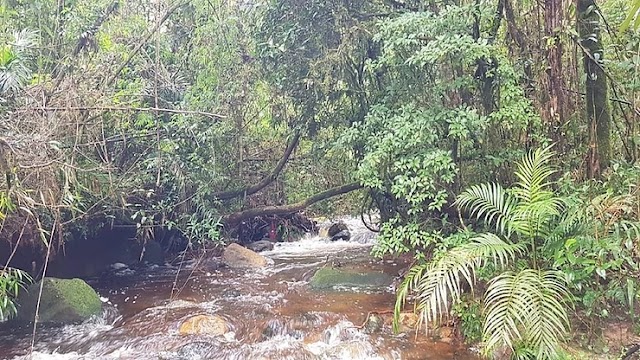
16;277;102;324
309;267;393;290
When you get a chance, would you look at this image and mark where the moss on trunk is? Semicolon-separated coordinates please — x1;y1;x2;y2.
577;0;611;178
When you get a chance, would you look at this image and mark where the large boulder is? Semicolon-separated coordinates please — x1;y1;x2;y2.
309;268;393;290
179;314;229;336
16;277;102;324
222;243;268;268
328;221;351;241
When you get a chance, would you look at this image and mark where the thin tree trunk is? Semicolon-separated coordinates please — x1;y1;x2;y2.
577;0;611;178
545;0;566;151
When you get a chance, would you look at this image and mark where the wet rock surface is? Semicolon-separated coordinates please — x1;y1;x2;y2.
178;314;229;336
330;229;351;241
246;240;275;253
222;243;268;268
327;221;348;237
16;277;102;324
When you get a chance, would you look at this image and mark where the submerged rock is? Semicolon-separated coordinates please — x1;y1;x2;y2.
16;277;102;324
330;229;351;242
179;314;229;336
160;341;220;360
309;268;393;290
110;262;129;271
363;313;384;334
396;312;419;333
321;340;375;359
247;240;275;253
262;319;287;339
223;243;268;268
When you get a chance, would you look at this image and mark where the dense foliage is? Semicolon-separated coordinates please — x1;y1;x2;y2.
1;0;640;358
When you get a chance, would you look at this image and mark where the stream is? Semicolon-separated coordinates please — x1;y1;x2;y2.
0;218;479;359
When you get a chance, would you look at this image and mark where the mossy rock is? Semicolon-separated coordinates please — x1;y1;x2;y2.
16;277;102;324
309;267;393;290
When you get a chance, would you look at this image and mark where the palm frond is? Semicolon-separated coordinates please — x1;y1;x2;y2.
456;182;517;236
0;29;37;95
394;234;525;331
511;197;564;238
512;146;556;206
483;269;569;359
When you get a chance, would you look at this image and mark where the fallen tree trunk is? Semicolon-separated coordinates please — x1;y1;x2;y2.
210;131;301;201
224;182;363;226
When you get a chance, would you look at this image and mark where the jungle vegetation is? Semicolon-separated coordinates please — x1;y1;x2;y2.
1;0;640;358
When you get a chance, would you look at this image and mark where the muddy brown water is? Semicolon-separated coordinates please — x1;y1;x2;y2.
0;219;480;359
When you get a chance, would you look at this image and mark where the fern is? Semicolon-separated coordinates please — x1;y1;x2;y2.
395;147;571;358
483;270;569;359
456;183;517;237
394;234;525;330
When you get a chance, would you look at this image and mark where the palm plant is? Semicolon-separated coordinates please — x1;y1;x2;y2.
0;29;37;97
394;147;570;359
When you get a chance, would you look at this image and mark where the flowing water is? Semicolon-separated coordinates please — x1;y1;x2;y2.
0;218;479;360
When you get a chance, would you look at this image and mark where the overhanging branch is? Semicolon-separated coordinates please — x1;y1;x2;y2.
211;130;301;201
224;182;364;225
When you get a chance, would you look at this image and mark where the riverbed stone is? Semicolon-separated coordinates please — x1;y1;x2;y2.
397;312;419;332
330;229;351;242
159;341;221;360
223;243;268;268
309;267;393;290
179;314;229;336
16;277;102;324
246;240;275;253
327;221;348;237
322;340;374;359
363;313;384;334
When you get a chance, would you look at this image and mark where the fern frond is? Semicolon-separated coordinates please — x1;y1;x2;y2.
456;183;517;236
394;234;525;331
512;197;564;238
513;146;556;206
483;269;569;359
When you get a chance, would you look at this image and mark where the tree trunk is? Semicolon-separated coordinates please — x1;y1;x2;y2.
545;0;566;151
224;182;363;226
577;0;611;178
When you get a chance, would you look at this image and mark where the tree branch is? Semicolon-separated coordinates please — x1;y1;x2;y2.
211;131;301;201
224;182;364;225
